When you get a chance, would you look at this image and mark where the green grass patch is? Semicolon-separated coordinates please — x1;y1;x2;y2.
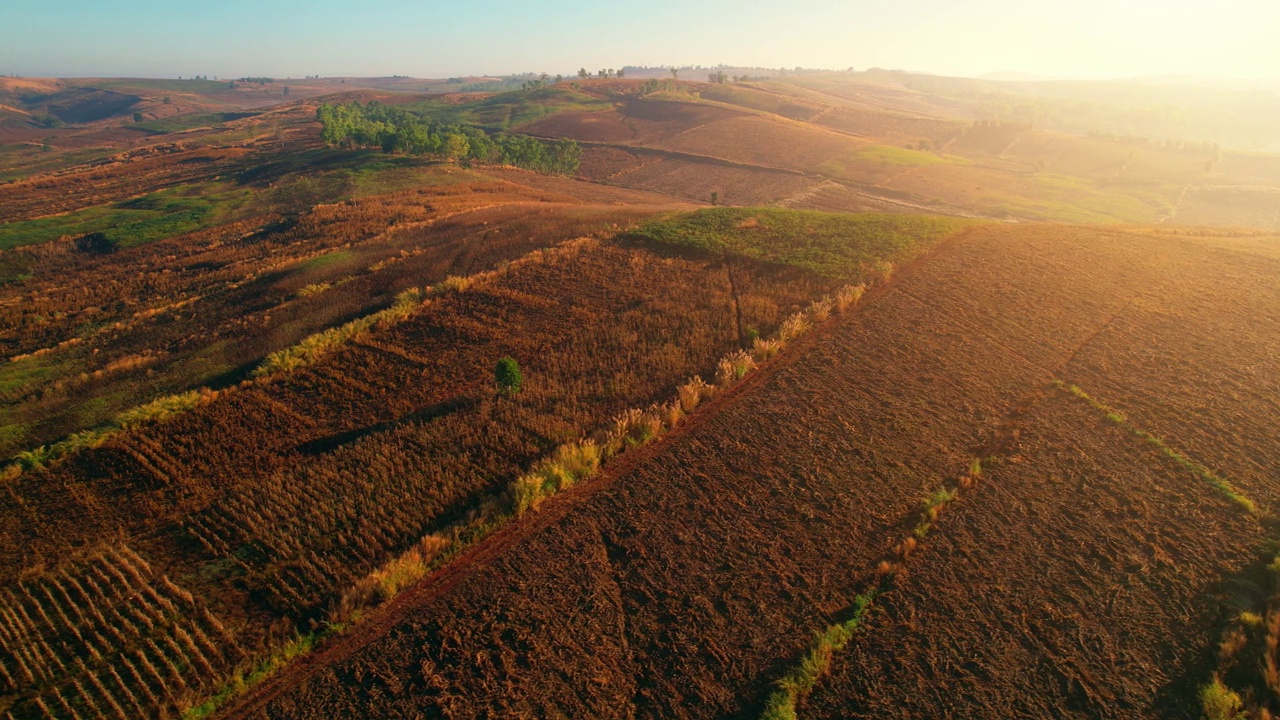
300;250;358;272
630;207;971;279
0;182;254;250
984;173;1159;224
1055;380;1258;515
815;144;965;180
89;78;234;94
402;87;611;130
131;111;260;134
0;146;115;184
0;353;64;396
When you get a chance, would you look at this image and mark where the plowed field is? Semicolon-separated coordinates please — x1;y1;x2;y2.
232;224;1280;719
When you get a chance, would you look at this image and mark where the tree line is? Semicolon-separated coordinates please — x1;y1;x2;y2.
316;101;581;176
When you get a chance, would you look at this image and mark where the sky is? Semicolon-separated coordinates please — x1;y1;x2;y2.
2;0;1277;81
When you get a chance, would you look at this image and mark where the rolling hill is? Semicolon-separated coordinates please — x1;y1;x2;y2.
0;69;1278;720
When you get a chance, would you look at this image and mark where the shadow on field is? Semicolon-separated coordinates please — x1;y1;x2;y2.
296;397;472;456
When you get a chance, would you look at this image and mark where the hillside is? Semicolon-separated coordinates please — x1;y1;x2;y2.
229;223;1280;719
0;69;1278;720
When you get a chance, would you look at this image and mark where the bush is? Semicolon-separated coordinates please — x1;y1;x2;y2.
1199;677;1246;720
495;357;523;396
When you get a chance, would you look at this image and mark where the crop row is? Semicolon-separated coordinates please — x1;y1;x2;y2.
0;545;241;719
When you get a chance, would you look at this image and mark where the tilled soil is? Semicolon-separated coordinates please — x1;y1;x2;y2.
804;392;1265;719
232;224;1266;719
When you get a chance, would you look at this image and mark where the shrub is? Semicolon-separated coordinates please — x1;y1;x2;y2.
677;376;714;413
751;336;783;361
834;284;866;313
715;349;757;387
433;275;472;294
777;312;810;343
495;357;524;396
296;282;330;297
807;296;835;322
1199;677;1246;720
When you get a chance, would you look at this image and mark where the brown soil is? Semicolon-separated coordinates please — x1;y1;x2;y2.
223;223;1277;720
657;115;863;174
606;157;818;206
805;391;1265;719
0;229;832;719
517;109;637;144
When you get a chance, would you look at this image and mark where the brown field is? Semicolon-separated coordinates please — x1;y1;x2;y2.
2;70;1280;720
222;224;1280;719
604;157;820;206
0;226;833;718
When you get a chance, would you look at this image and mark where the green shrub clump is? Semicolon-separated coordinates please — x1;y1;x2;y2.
495;357;524;396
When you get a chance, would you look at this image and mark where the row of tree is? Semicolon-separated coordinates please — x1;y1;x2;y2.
316;102;581;175
577;68;627;79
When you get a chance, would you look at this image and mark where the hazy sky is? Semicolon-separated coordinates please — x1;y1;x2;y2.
2;0;1276;80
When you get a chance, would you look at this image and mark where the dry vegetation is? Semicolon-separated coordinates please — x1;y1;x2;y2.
2;71;1279;720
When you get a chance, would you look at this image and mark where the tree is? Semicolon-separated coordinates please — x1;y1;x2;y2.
495;357;524;396
578;68;589;79
616;68;625;78
133;112;144;123
670;67;679;79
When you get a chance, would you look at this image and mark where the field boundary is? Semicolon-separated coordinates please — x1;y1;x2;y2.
1053;379;1259;515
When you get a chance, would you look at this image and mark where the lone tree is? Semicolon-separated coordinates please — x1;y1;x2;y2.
495;357;524;396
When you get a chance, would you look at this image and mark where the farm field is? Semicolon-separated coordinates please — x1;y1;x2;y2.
1;193;961;717
1;66;1279;720
223;223;1280;719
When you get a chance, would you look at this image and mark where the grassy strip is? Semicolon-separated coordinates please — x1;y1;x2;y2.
1056;382;1266;717
181;628;334;719
1054;380;1258;515
132;111;260;134
1;389;217;481
758;456;985;720
760;591;877;720
252;288;426;378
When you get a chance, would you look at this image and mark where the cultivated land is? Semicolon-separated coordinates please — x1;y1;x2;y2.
0;69;1278;720
233;224;1280;720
